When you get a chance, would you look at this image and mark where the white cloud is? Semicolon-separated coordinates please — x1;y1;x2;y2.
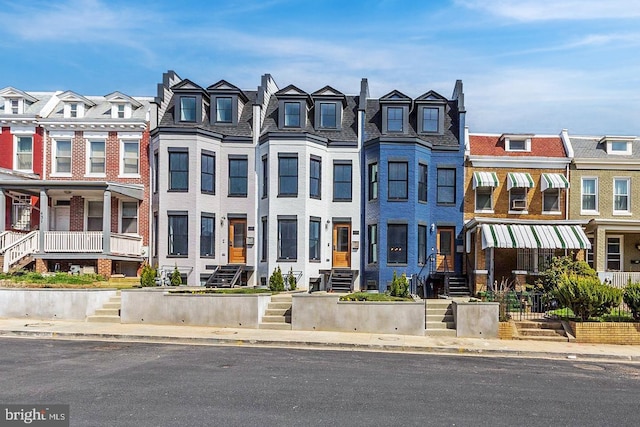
457;0;640;21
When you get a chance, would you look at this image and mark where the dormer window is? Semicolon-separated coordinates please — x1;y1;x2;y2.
602;136;634;155
116;104;125;118
503;135;532;152
387;107;403;132
319;103;337;128
63;102;85;118
284;102;301;127
0;88;37;115
216;97;232;123
207;80;247;127
180;96;196;122
69;103;78;118
11;99;19;114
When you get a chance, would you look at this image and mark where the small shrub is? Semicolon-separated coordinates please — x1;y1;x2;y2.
388;271;409;298
287;267;297;291
269;266;285;292
536;256;597;293
140;262;157;287
623;282;640;321
170;264;182;286
552;273;622;321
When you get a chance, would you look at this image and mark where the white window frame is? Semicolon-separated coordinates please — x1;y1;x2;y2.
613;177;631;215
607;140;632;155
14;135;33;172
111;103;131;119
606;235;623;271
51;138;73;177
542;188;561;214
580;177;599;215
10;99;21;114
85;199;104;232
475;186;494;213
119;200;139;234
504;137;531;152
508;188;528;214
119;139;140;177
85;139;106;177
64;102;84;118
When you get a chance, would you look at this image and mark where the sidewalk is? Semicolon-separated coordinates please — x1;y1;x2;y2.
1;317;639;362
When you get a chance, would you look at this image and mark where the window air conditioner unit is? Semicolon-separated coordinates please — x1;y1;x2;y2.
511;199;527;210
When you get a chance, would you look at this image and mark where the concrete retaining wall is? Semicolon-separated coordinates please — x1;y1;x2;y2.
120;290;272;328
292;294;425;336
0;288;117;320
453;301;499;338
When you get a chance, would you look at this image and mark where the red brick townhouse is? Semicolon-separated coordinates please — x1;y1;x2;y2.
0;87;152;277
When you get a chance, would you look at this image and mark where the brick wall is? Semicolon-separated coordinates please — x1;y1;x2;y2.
570;321;640;345
464;165;568;221
70;196;84;231
97;259;112;277
35;258;48;273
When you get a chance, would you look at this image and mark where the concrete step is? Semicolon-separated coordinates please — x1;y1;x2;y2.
102;302;121;309
268;302;292;310
516;335;568;342
271;294;293;302
426;308;453;315
87;315;121;323
426;301;453;309
258;322;293;330
261;315;291;324
517;321;563;330
426;321;455;329
426;314;454;322
426;329;457;337
94;308;120;316
265;308;289;316
518;328;566;337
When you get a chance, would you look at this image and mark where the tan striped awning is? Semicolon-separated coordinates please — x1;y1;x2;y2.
481;224;591;250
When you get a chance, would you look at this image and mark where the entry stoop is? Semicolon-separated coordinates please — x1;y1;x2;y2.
259;293;292;330
87;291;122;323
425;300;457;337
514;319;569;342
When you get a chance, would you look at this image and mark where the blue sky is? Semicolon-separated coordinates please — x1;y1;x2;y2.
1;0;639;135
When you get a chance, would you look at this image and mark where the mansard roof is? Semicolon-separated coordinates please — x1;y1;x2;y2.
570;135;640;160
468;134;568;157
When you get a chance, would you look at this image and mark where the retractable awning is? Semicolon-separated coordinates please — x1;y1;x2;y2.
506;172;534;190
472;171;499;189
481;224;591;250
541;173;569;191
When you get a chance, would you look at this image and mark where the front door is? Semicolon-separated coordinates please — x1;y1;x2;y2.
228;219;246;264
332;223;351;268
436;227;455;272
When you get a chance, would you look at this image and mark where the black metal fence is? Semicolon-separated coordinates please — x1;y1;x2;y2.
484;291;636;322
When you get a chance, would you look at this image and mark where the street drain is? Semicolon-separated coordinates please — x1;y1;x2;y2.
24;323;53;327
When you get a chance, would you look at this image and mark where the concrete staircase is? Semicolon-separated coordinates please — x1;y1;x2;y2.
425;299;456;337
87;291;122;323
513;319;568;342
258;293;292;330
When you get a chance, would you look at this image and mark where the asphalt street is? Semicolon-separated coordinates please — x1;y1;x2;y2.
1;338;639;426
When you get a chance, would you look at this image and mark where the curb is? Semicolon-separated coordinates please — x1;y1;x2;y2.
1;329;638;362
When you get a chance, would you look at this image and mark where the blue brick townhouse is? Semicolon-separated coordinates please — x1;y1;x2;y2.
361;80;467;295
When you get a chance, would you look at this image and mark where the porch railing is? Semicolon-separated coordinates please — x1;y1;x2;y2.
44;231;103;253
3;231;38;273
111;233;143;256
0;231;28;253
607;272;640;288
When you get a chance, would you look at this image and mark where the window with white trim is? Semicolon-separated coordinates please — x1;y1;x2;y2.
543;188;560;213
53;139;72;174
87;140;106;174
475;186;493;211
121;140;139;175
581;178;597;212
509;188;527;211
613;178;630;213
87;201;103;231
606;236;622;271
15;136;33;171
11;99;20;114
121;201;138;234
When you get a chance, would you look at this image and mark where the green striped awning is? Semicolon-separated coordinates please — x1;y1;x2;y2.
472;171;499;189
506;172;534;190
541;173;570;191
481;224;591;250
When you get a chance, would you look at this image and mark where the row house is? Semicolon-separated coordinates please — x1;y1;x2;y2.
362;82;466;294
152;71;466;291
568;133;640;287
0;86;151;276
463;132;590;292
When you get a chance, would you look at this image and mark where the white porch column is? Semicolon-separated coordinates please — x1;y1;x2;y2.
0;189;5;232
102;190;111;254
39;189;49;253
